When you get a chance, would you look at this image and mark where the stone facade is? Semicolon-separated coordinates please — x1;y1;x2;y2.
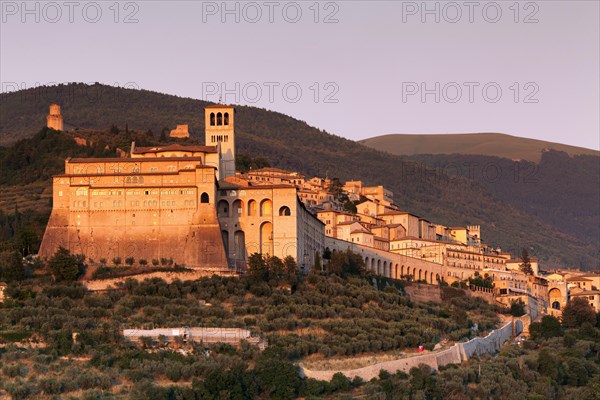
38;156;229;271
216;184;324;271
170;124;190;138
38;105;325;275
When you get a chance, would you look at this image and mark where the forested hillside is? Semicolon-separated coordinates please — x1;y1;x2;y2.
406;152;600;253
360;132;599;162
0;83;597;269
1;268;599;399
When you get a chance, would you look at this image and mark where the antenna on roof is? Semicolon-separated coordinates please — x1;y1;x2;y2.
218;95;222;104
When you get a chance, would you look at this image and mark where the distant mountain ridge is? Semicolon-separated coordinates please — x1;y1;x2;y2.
0;83;598;270
359;133;599;162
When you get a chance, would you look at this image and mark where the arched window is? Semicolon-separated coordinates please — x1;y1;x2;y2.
217;112;223;126
224;112;229;125
260;199;272;217
233;199;243;216
279;206;291;216
218;200;229;217
260;221;273;255
210;112;215;126
248;200;257;216
552;301;560;310
200;192;209;203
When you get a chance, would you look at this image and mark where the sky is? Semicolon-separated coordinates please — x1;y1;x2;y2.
1;0;599;150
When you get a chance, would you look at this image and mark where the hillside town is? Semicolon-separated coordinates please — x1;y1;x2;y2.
33;103;599;325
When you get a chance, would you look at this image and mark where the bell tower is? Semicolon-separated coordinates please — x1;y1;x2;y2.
205;105;235;179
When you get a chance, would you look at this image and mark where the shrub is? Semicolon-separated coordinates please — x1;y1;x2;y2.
139;259;148;266
0;250;27;282
113;257;122;266
152;259;159;266
562;298;597;328
510;299;526;317
48;247;85;282
125;257;135;266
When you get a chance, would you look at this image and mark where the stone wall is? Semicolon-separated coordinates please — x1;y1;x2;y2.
466;287;495;304
38;162;229;271
405;283;442;303
84;269;236;291
123;327;266;348
299;321;513;381
457;321;513;360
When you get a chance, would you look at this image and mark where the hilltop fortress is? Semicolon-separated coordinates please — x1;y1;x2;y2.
39;104;324;273
39;103;598;317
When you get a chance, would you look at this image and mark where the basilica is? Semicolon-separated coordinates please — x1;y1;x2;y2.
38;105;325;274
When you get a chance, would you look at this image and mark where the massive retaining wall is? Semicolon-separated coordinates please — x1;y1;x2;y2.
299;321;513;381
457;321;513;360
405;283;442;303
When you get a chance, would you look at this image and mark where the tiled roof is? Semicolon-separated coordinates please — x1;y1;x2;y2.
132;144;218;154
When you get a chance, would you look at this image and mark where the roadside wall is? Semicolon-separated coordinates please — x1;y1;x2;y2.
457;321;513;360
299;321;513;381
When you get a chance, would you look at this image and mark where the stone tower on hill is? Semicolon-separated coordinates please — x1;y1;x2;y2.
170;124;190;138
46;103;64;131
205;105;235;179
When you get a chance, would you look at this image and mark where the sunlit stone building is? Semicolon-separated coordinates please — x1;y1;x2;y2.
38;105;325;273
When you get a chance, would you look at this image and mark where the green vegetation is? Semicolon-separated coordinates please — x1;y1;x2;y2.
0;250;27;282
467;272;495;289
1;247;598;398
47;247;85;282
360;132;599;162
1;267;599;399
0;252;506;399
520;248;534;275
562;298;598;329
510;299;526;317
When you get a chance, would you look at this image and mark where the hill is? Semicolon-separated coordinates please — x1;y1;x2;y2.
404;152;600;251
0;83;597;269
359;133;599;163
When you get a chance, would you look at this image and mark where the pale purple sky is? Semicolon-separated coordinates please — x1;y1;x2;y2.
1;1;599;149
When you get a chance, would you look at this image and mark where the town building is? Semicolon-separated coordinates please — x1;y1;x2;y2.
37;102;591;325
